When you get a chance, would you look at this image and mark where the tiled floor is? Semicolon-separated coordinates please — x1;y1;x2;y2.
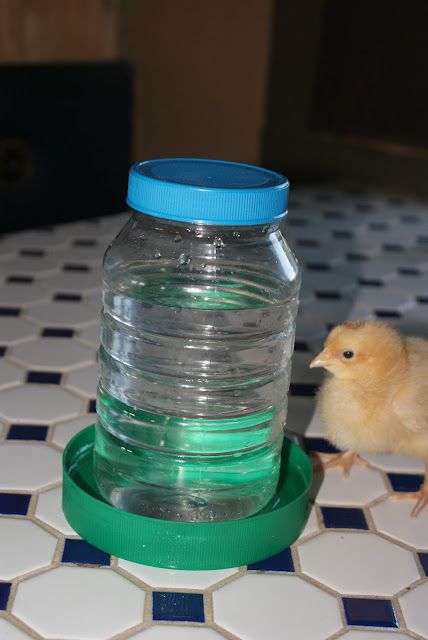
0;189;427;639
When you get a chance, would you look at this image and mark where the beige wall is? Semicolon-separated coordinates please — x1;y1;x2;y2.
0;0;119;62
0;0;274;165
123;0;274;164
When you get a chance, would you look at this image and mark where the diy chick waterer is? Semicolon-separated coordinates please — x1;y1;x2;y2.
62;158;312;569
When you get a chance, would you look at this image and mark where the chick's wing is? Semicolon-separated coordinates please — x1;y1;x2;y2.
392;337;428;433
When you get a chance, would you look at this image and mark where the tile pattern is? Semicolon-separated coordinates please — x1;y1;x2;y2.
0;191;427;638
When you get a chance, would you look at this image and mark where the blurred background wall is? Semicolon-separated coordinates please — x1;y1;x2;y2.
1;0;427;231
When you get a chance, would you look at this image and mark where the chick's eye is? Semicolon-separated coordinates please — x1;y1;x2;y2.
343;351;354;359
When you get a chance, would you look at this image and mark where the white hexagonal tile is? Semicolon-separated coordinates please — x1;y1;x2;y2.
56;244;106;266
1;257;59;278
295;314;327;344
0;618;34;639
299;532;418;595
329;236;381;257
26;302;99;327
27;302;98;327
389;274;428;298
394;247;428;271
10;338;95;371
0;443;62;490
0;282;50;307
3;230;70;251
65;364;97;398
399;582;428;638
365;228;416;249
0;386;83;422
339;630;413;639
371;497;428;549
286;397;317;436
35;486;76;536
353;287;416;313
76;323;100;348
52;414;96;449
13;566;144;639
0;518;57;579
296;245;345;268
300;300;370;325
85;290;102;309
313;467;388;506
129;628;225;640
213;574;342;640
42;271;101;293
118;559;238;589
339;256;399;282
304;401;327;437
0;318;38;345
301;271;358;296
363;453;425;474
0;360;25;389
298;505;320;539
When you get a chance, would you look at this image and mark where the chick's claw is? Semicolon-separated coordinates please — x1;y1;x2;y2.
393;484;428;519
311;451;368;479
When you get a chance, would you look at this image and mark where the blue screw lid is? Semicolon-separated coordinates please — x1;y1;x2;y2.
126;158;289;225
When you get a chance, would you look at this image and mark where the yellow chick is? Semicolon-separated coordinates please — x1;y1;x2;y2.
310;321;428;517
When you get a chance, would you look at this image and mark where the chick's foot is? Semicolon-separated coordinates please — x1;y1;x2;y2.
311;451;367;479
393;483;428;519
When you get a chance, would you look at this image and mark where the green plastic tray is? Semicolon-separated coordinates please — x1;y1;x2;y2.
62;425;312;570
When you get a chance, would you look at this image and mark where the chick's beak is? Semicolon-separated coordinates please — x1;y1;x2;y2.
309;349;333;369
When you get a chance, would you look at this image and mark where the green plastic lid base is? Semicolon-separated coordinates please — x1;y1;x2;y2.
62;426;312;570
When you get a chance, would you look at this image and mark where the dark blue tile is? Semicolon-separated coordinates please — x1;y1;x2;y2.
73;239;96;247
315;291;341;299
306;263;330;271
53;293;82;302
388;473;424;493
0;493;31;515
347;253;368;262
20;249;45;257
375;310;401;319
370;223;388;231
7;425;48;441
333;230;353;239
0;583;11;610
0;307;20;316
290;383;319;397
152;592;205;623
27;371;61;384
297;239;319;247
358;279;383;287
343;597;398;628
6;275;33;283
304;437;340;454
248;547;294;572
418;552;428;577
323;211;344;219
61;539;110;566
88;399;97;413
399;267;421;276
42;327;75;338
0;346;6;357
63;264;89;272
383;244;403;252
321;507;368;530
294;341;309;352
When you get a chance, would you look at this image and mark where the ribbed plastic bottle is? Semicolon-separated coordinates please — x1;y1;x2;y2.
94;158;300;522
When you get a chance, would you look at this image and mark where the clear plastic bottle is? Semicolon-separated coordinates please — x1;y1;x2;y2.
94;158;300;522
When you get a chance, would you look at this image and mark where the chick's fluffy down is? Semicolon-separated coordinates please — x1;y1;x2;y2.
317;323;428;460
